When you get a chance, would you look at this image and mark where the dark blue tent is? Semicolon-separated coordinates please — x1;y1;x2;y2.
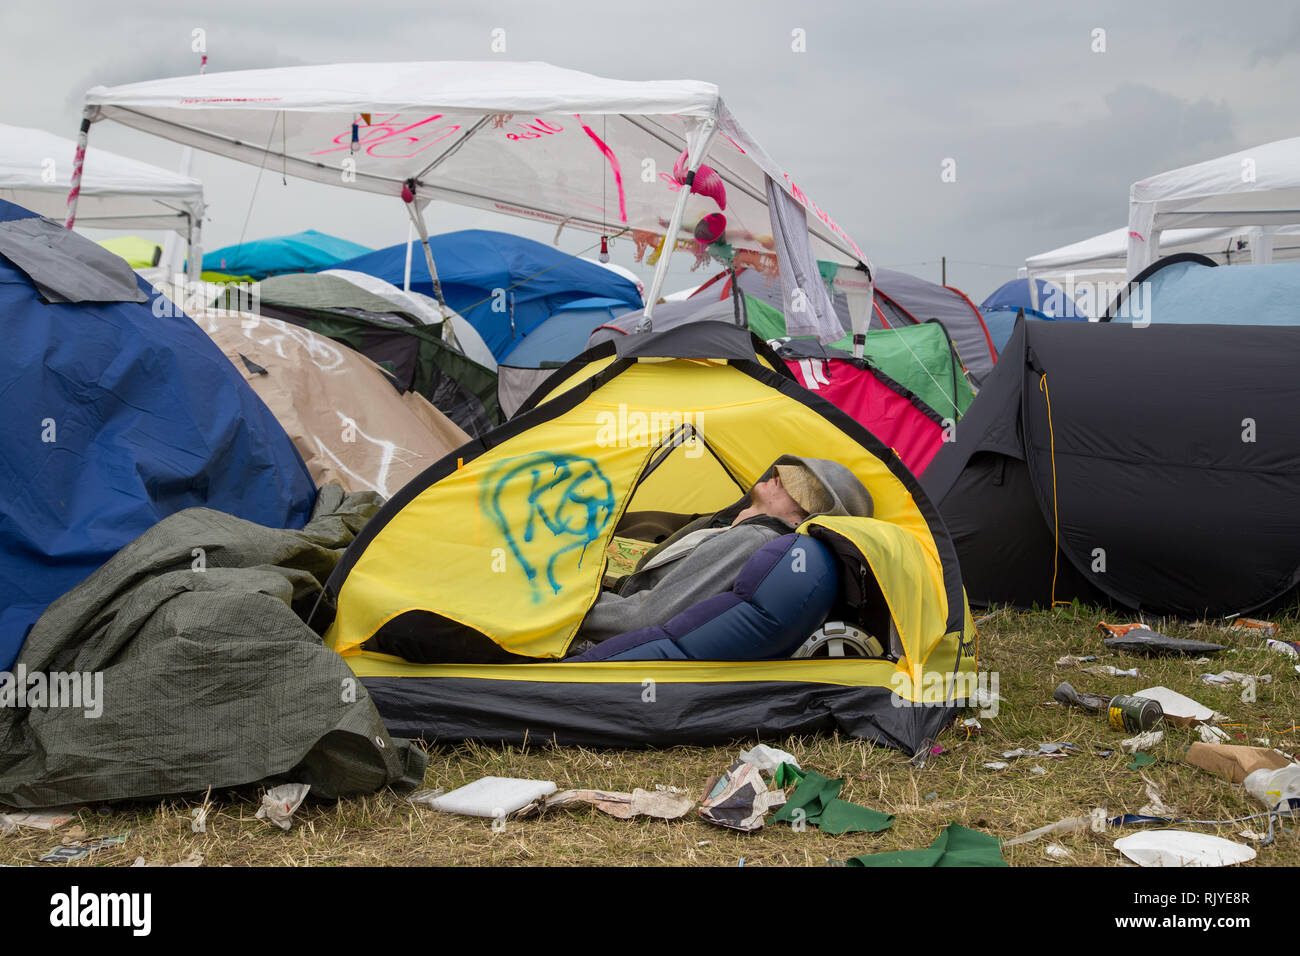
334;230;643;362
981;277;1088;352
0;199;316;670
203;229;372;278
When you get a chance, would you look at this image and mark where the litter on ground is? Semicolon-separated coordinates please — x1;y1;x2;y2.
1113;830;1256;868
545;788;694;821
421;777;555;820
255;783;312;831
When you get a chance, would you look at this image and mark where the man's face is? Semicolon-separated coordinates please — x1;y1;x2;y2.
749;472;802;518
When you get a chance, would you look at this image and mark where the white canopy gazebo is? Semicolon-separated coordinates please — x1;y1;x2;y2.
1026;222;1300;317
0;122;205;276
1126;136;1300;276
75;61;871;348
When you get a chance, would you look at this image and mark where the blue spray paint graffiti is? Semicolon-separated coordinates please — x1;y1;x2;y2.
479;452;616;603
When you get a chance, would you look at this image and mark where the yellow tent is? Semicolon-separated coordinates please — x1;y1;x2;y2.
319;323;977;753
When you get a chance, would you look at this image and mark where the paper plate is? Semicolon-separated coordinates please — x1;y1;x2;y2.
1114;830;1256;867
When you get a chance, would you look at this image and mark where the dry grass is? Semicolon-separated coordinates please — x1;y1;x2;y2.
2;605;1296;867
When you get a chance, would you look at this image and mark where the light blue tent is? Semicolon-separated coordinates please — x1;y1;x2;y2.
203;229;372;278
0;198;316;670
1106;256;1300;325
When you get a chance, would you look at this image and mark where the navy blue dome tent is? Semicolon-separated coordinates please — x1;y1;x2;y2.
0;199;316;669
333;229;643;364
980;277;1088;353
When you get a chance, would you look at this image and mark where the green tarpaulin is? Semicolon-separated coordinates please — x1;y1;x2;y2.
0;485;425;808
847;823;1008;867
773;764;895;835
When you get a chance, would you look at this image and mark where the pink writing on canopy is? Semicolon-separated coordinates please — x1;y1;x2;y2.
311;113;462;159
502;118;565;141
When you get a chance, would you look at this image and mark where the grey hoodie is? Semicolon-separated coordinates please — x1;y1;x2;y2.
573;455;872;649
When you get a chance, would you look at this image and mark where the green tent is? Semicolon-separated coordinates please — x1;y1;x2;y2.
841;321;975;420
742;290;974;420
253;272;500;436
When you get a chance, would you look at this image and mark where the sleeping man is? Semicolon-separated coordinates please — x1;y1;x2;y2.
568;455;873;659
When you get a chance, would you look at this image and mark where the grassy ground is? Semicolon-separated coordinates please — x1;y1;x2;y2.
2;605;1296;867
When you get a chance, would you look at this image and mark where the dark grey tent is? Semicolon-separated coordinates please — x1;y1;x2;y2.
921;316;1300;618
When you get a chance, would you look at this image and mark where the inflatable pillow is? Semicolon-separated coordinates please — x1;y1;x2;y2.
572;533;840;661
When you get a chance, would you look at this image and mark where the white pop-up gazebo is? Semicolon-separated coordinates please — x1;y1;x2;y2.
1126;135;1300;276
1027;222;1300;317
0;122;205;276
75;61;871;347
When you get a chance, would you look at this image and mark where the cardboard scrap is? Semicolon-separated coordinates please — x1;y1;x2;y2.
1185;743;1292;784
1134;686;1222;726
4;808;78;831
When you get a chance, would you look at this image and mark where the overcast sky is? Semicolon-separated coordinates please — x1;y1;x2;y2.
4;0;1298;298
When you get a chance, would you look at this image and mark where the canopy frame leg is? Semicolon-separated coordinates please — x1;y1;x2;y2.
638;122;717;332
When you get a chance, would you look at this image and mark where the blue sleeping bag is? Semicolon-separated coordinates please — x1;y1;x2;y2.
573;533;840;661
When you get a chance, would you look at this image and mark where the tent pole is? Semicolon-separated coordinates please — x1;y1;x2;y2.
403;220;415;292
638;174;695;332
401;180;446;308
187;213;203;287
1253;226;1275;265
638;122;717;333
63;107;94;230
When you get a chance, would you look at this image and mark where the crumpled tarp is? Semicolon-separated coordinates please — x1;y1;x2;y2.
772;764;894;835
0;485;426;808
847;823;1007;867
